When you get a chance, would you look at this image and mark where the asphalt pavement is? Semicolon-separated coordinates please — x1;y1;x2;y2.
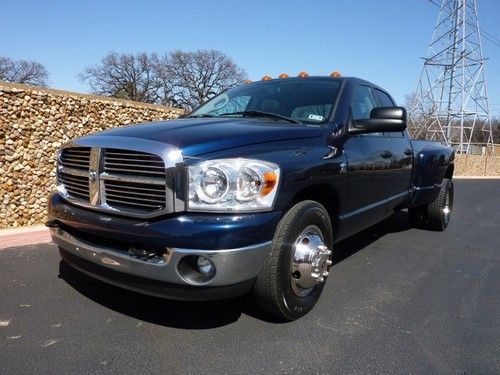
1;179;499;374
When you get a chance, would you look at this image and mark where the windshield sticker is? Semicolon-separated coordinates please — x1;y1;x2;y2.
308;114;324;121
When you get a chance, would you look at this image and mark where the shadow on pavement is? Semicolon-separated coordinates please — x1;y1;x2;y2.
58;211;411;329
332;211;411;265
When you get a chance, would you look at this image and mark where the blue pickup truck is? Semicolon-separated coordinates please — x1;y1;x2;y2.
48;74;454;320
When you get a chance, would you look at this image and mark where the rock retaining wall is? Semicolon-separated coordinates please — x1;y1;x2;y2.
0;81;182;228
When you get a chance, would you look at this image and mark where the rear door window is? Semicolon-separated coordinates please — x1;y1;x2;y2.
375;89;395;107
374;89;404;137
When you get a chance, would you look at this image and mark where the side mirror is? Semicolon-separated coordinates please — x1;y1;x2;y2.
349;107;407;134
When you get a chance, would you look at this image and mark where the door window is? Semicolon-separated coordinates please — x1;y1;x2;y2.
351;86;377;120
351;86;383;136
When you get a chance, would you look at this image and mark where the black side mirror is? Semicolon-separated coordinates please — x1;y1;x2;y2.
349;107;407;134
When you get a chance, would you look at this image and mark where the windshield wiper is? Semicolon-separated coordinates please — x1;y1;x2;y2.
186;114;215;118
220;110;301;124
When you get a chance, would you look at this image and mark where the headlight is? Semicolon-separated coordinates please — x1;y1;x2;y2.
188;158;280;212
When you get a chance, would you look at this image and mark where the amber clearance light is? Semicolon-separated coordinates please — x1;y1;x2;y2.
261;75;272;81
297;71;309;78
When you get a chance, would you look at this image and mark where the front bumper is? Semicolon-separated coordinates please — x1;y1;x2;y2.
48;192;281;300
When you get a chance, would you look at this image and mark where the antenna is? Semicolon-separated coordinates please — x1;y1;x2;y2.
409;0;494;155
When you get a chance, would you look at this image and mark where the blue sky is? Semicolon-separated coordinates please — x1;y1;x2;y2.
1;0;499;115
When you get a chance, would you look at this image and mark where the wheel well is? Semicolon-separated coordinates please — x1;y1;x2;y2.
445;163;454;179
289;185;340;226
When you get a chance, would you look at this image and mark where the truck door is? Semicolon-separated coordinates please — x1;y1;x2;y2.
374;89;413;209
341;85;391;236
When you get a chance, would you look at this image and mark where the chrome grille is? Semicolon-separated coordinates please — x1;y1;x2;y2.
60;147;91;171
104;148;165;178
57;146;171;218
57;148;91;200
104;180;166;211
58;172;90;201
102;148;167;214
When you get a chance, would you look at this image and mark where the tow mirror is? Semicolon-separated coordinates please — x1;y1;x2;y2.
349;107;407;134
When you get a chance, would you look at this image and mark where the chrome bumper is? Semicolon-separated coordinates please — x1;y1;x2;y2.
51;227;270;288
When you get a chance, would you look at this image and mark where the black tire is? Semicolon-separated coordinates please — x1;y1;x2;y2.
427;178;453;230
253;200;333;321
409;178;453;231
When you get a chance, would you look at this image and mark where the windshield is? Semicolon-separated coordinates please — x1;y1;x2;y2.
189;79;341;125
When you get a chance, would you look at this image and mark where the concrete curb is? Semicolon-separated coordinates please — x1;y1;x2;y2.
0;225;52;251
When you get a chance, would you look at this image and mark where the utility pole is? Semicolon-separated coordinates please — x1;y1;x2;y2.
409;0;494;155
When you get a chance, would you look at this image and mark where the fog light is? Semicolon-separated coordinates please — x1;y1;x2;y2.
177;255;217;284
197;256;215;277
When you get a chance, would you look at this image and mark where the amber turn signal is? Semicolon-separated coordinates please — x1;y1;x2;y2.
261;171;277;196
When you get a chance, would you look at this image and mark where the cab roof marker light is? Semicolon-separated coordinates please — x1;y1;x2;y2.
243;79;252;84
330;71;341;78
278;73;289;79
297;71;309;78
261;75;272;81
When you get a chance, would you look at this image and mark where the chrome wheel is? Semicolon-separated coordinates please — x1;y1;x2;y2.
290;225;332;297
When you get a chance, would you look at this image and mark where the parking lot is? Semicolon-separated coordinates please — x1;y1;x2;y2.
1;179;499;374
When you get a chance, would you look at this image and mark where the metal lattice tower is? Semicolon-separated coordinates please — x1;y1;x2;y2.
409;0;494;155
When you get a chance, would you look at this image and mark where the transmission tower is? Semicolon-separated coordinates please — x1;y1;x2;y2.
409;0;494;155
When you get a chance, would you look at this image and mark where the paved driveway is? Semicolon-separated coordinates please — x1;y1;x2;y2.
1;180;499;374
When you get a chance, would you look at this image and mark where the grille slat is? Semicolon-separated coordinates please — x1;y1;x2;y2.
61;156;91;164
60;161;90;169
105;161;164;169
105;187;165;198
105;191;165;204
103;166;166;176
57;146;169;217
105;197;163;209
59;178;88;191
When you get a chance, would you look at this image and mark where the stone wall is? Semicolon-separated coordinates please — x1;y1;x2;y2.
0;81;183;228
454;154;500;176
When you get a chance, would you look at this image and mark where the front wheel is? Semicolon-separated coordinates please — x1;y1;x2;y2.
253;200;333;321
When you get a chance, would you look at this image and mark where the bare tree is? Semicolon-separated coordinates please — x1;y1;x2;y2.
0;56;49;86
80;50;247;109
156;49;247;109
80;52;162;103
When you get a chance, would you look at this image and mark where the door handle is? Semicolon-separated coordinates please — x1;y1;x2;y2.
404;149;413;156
380;150;393;158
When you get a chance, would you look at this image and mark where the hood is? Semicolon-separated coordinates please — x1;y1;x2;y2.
92;117;325;157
